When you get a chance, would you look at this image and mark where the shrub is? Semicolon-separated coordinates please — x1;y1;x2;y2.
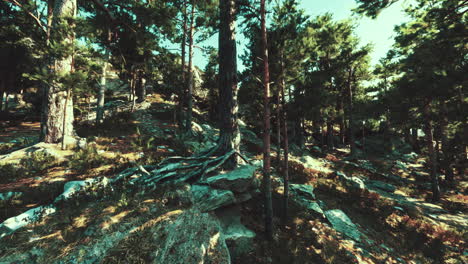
68;145;107;173
0;151;57;183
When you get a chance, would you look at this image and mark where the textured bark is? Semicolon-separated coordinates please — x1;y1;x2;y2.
440;101;454;182
261;0;273;240
185;0;195;132
217;0;240;166
41;0;76;143
423;101;440;202
411;128;420;153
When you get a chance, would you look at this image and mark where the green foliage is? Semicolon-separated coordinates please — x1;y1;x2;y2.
0;151;57;183
68;145;107;173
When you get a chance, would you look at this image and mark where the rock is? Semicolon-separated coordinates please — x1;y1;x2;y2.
152;209;231;264
192;122;203;133
0;191;22;201
290;184;316;200
0;205;57;239
191;184;236;212
215;205;255;259
336;171;366;191
289;184;324;217
325;209;362;242
365;180;396;193
205;164;257;193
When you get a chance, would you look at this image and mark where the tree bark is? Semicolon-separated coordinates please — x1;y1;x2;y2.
217;0;240;166
185;0;195;132
41;0;76;144
261;0;273;240
423;100;440;202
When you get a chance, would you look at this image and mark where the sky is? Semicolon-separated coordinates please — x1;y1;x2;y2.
187;0;413;70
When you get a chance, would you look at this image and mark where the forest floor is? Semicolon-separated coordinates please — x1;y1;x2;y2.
0;94;466;263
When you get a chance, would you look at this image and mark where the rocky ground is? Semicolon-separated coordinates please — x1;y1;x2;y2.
0;94;466;264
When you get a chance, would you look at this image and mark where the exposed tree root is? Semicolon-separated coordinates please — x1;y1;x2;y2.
130;149;247;186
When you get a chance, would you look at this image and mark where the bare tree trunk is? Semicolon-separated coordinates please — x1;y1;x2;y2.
185;0;195;133
412;127;420;153
423;101;440;202
42;0;76;143
217;0;240;166
40;0;54;140
261;0;273;241
136;70;146;103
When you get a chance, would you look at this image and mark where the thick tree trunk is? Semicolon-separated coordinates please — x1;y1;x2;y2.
217;0;240;166
440;101;454;182
185;0;195;132
260;0;273;240
423;101;440;202
326;121;333;149
41;0;76;144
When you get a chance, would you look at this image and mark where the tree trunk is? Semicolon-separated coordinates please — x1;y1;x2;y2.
347;67;355;156
176;0;187;128
276;91;281;166
327;121;333;149
280;51;289;226
423;101;440;202
185;0;195;132
217;0;240;166
412;128;420;153
96;33;110;125
261;0;273;241
41;0;76;144
440;101;454;182
136;71;146;103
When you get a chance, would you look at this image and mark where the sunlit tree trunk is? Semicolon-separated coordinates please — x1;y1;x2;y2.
136;70;146;103
261;0;273;240
217;0;240;166
41;0;76;144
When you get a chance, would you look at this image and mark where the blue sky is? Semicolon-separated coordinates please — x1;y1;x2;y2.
188;0;412;70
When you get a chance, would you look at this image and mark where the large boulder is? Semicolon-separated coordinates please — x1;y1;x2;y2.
151;209;231;264
192;184;236;212
205;164;257;193
215;205;255;260
325;209;363;242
